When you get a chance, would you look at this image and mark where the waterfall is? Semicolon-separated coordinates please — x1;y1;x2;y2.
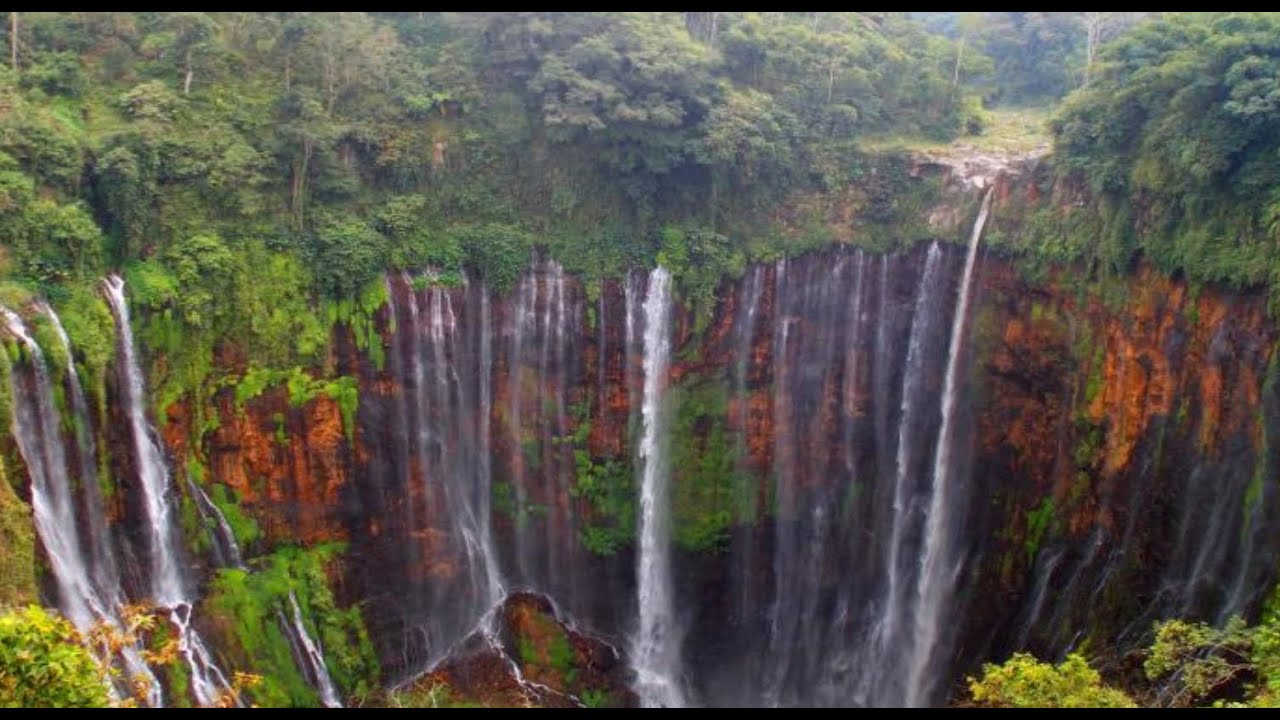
728;265;764;641
102;276;185;604
905;187;993;706
287;591;343;708
476;280;503;603
36;302;122;601
180;443;345;707
631;266;686;708
382;272;506;675
866;241;947;706
507;271;534;581
186;475;244;570
102;275;235;706
3;305;162;706
3;307;104;628
497;260;583;605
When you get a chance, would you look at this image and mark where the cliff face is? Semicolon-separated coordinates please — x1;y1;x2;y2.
140;168;1279;704
967;258;1278;665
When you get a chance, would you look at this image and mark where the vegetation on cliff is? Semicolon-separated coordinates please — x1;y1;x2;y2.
3;11;1280;709
969;586;1280;708
0;606;111;708
1041;13;1280;307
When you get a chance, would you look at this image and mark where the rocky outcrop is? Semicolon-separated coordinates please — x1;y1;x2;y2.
398;592;636;708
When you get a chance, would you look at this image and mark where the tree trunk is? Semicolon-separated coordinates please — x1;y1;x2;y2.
284;54;292;91
324;59;337;114
9;13;17;72
292;141;313;230
951;35;966;93
1084;12;1105;87
183;49;194;94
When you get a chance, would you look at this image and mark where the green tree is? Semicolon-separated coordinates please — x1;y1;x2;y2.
967;652;1137;708
0;606;111;708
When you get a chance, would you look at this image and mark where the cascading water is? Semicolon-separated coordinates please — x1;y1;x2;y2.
183;461;343;707
287;591;343;708
379;271;508;675
37;302;122;602
186;475;244;570
177;182;1272;707
905;186;993;706
102;275;235;707
102;276;185;605
631;266;686;708
3;305;162;706
504;260;579;601
866;242;950;705
3;307;105;628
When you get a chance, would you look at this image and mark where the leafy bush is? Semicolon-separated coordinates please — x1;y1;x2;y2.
0;605;111;708
967;652;1137;708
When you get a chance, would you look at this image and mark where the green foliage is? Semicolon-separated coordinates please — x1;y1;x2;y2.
1143;587;1280;709
325;277;387;373
50;285;115;405
670;378;743;552
658;225;744;332
0;606;111;708
968;652;1137;708
207;481;262;551
1023;496;1057;563
207;543;380;707
558;400;634;555
0;457;36;606
233;367;359;444
448;223;533;293
1050;13;1280;307
580;688;613;708
1145;617;1254;707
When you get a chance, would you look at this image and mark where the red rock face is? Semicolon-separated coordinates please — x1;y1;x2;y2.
202;388;351;547
964;256;1277;669
156;244;1278;694
976;261;1273;545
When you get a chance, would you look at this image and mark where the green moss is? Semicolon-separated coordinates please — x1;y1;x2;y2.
206;543;380;708
178;490;207;558
669;377;745;553
580;689;613;708
322;377;360;445
272;412;289;445
209;483;262;551
513;607;578;689
562;400;634;555
1024;497;1057;564
233;368;359;445
0;455;37;605
324;277;388;373
1244;344;1280;530
166;650;192;709
0;341;11;433
1082;344;1106;408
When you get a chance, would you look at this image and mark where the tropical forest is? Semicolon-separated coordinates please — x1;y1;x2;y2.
2;11;1280;708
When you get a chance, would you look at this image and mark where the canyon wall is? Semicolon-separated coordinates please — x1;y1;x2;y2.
5;168;1278;706
171;212;1280;703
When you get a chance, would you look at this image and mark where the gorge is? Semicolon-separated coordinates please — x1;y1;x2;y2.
4;163;1278;708
2;11;1280;710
